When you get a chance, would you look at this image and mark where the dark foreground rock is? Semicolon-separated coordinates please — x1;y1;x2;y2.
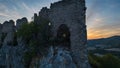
30;46;77;68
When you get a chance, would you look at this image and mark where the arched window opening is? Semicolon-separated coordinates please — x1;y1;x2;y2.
56;24;70;48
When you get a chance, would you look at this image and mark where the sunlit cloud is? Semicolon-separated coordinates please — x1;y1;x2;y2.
86;0;120;39
87;23;120;39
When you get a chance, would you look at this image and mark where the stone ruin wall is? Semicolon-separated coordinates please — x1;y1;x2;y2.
38;0;89;67
0;0;90;68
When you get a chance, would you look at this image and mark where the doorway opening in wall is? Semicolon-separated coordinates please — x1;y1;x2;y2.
56;24;70;48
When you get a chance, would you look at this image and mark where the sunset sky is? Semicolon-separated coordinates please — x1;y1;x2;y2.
0;0;120;39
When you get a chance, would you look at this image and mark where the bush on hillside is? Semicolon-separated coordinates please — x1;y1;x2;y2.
88;54;120;68
17;18;52;67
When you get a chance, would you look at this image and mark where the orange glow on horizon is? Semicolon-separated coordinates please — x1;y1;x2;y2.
87;31;119;40
87;24;120;40
87;34;104;40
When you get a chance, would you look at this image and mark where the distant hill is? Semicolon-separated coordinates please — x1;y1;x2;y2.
87;36;120;48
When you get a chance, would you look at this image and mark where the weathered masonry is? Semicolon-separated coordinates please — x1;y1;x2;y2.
37;0;90;68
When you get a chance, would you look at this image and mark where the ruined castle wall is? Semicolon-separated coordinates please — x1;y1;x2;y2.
49;1;76;36
48;0;89;68
0;0;90;68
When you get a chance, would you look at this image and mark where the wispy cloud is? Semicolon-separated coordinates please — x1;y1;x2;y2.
22;2;35;13
0;2;22;23
86;0;99;20
0;13;9;17
87;23;120;39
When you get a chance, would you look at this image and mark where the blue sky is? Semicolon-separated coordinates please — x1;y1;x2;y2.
0;0;120;39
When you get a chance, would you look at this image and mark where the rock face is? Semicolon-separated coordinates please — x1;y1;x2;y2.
30;46;77;68
2;20;15;33
0;41;26;68
0;19;27;68
2;20;15;46
16;17;28;30
0;24;2;48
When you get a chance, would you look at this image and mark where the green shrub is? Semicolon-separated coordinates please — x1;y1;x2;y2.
24;50;36;68
88;54;101;68
88;54;120;68
17;22;37;43
17;18;52;67
100;54;120;68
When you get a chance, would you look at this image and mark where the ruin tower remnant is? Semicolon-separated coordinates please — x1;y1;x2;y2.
49;0;89;68
37;0;90;68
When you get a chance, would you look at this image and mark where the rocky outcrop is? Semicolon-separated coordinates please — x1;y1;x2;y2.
30;46;77;68
2;20;15;46
0;40;26;68
2;20;15;33
0;18;28;68
16;17;28;30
